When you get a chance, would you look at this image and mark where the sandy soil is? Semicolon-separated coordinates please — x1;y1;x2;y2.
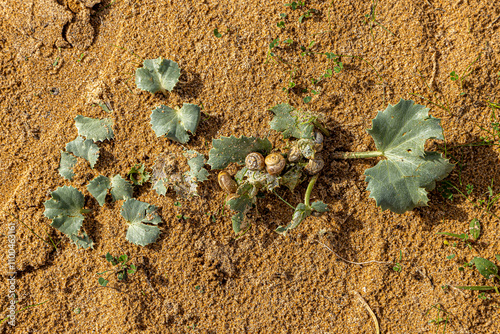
1;0;500;333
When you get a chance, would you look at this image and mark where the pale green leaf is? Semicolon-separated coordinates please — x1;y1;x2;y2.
184;150;209;183
207;135;273;170
74;115;114;142
311;201;328;212
66;136;100;168
110;175;133;201
269;104;314;139
121;198;161;246
364;99;454;213
59;150;77;180
43;186;86;236
87;175;111;206
281;164;305;191
135;57;180;94
275;203;311;235
151;104;200;143
227;193;255;233
69;231;94;249
469;218;481;240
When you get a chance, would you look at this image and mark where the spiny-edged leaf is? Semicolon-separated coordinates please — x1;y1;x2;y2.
227;193;255;233
184;150;209;183
311;201;328;213
110;175;133;202
367;99;444;156
59;150;77;180
275;203;312;235
471;257;498;280
121;198;161;246
365;152;453;213
135;57;180;94
208;135;273;170
43;186;86;236
127;164;151;185
469;218;481;240
269;104;314;139
151;104;201;143
364;99;454;213
87;175;111;206
74;115;114;142
66;136;100;168
69;231;94;249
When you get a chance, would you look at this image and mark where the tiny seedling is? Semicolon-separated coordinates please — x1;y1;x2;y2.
299;8;317;23
455;256;500;294
363;0;395;42
98;253;137;287
426;304;449;333
128;163;151;185
284;1;304;10
393;250;402;272
437;218;481;250
449;53;481;95
213;28;222;38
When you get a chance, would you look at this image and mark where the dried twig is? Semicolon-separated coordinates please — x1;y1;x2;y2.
351;291;380;334
317;240;394;266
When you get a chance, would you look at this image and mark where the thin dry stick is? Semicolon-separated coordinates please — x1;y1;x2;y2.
428;51;437;89
487;14;500;29
317;241;394;266
351;291;380;334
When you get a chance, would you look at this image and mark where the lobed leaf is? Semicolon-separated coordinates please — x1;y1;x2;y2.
121;198;161;246
66;136;100;168
364;99;454;213
69;231;94;249
74;115;114;142
87;175;111;206
227;193;255;233
151;104;201;144
59;150;77;180
110;175;133;202
135;57;180;94
184;150;209;183
269;104;314;139
44;186;87;236
207;135;272;170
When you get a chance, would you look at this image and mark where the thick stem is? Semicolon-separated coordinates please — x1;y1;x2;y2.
312;120;330;137
304;174;319;207
331;151;383;159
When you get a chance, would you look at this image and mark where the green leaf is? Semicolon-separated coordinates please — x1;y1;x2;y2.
455;285;498;291
364;99;454;213
275;203;311;235
127;164;151;185
44;186;86;236
436;232;467;240
469;218;481;240
311;201;328;212
227;192;255;233
74;115;114;142
135;57;180;94
281;164;306;191
151;104;201;144
98;277;108;287
128;264;137;274
87;175;111;206
471;257;498;280
66;136;100;168
59;150;77;180
184;150;209;183
496;254;500;263
110;175;133;202
118;254;128;263
207;135;272;170
69;231;94;249
121;198;161;246
106;252;118;265
269;104;314;139
214;28;222;38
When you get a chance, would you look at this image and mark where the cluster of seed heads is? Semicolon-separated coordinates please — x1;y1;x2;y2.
218;131;325;193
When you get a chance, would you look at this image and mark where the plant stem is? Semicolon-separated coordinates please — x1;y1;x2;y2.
272;190;295;210
331;151;383;159
312;120;330;136
304;175;319;207
3;211;58;251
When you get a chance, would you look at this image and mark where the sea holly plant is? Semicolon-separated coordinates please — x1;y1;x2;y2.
59;151;77;180
455;256;500;294
43;186;93;249
331;99;454;213
66;136;100;168
74;115;114;142
98;253;137;287
121;198;162;246
87;174;133;206
127;163;151;186
135;57;180;94
151;103;201;144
